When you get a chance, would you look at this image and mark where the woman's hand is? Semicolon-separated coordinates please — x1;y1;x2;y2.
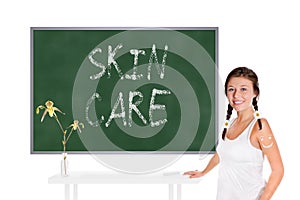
183;170;205;178
183;153;219;179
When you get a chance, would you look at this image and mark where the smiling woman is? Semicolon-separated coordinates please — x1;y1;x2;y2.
222;67;262;139
184;67;284;200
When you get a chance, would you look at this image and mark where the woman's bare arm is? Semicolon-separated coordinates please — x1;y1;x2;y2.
256;119;284;200
184;153;220;178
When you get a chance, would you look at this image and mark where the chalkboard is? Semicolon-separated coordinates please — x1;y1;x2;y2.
31;27;218;153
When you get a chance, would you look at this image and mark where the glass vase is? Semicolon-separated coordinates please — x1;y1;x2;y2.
61;152;69;176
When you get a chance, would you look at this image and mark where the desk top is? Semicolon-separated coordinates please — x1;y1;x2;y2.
48;171;201;184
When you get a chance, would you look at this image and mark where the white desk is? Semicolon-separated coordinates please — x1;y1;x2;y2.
48;171;201;200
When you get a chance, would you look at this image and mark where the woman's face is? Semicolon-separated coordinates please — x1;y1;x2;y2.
226;77;257;112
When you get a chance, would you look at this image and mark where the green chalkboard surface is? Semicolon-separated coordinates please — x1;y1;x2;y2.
31;27;218;153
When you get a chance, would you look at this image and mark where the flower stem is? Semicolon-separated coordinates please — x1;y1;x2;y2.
64;158;67;175
62;152;67;176
66;129;74;143
54;115;65;134
63;132;66;153
54;115;67;153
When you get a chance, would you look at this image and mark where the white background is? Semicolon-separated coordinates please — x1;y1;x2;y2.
1;0;299;199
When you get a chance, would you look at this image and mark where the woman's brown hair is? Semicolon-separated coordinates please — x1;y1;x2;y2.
222;67;262;140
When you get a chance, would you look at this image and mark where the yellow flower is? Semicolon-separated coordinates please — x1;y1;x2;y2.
224;120;230;128
36;100;65;122
68;120;84;133
254;111;261;119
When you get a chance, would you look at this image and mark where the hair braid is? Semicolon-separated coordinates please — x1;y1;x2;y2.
252;97;262;130
222;104;233;140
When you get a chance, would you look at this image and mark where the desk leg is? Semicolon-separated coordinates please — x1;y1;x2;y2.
177;184;182;200
73;184;78;200
169;184;174;200
169;184;182;200
65;184;70;200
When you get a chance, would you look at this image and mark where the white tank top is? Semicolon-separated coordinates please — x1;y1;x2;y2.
216;119;266;200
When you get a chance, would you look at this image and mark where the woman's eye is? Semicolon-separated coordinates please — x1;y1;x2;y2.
241;88;247;91
228;88;234;92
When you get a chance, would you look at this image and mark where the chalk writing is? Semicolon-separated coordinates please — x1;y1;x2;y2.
147;44;168;80
124;49;145;80
149;88;171;127
107;44;124;79
88;48;106;80
85;89;171;128
85;92;104;127
89;44;168;81
105;92;126;127
128;91;147;127
87;43;170;128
